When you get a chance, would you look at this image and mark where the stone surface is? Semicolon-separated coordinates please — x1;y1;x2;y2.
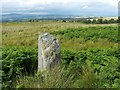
38;33;60;71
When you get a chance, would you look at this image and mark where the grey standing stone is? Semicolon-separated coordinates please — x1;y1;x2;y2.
38;33;60;71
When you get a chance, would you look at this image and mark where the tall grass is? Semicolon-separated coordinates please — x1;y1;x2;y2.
2;21;118;48
15;65;75;88
15;64;98;88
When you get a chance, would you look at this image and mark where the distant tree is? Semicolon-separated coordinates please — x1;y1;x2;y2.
92;19;96;24
86;20;91;24
62;20;66;22
118;17;120;23
28;19;33;22
96;19;103;24
103;19;108;24
109;19;115;23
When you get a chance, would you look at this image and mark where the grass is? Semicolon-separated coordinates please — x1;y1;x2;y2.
60;38;118;51
15;66;75;88
15;65;98;88
2;21;118;50
2;20;119;88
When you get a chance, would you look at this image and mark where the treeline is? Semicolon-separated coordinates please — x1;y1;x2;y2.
61;18;118;24
78;18;118;24
27;18;118;24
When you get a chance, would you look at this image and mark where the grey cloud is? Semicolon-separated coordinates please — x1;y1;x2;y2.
2;1;117;16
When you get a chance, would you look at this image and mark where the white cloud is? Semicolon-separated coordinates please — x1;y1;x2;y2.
83;6;89;9
99;0;118;7
1;0;118;16
2;0;118;7
82;5;93;9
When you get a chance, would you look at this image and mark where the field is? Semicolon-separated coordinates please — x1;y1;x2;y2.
1;21;120;88
2;21;117;47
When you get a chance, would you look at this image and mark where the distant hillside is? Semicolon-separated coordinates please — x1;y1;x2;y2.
1;13;118;22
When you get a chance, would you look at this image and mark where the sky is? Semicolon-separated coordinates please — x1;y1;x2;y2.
1;0;119;16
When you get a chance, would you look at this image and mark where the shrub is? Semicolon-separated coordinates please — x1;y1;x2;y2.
2;46;38;89
2;46;120;88
51;26;118;42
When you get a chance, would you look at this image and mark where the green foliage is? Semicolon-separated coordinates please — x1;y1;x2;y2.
15;65;77;88
2;21;119;88
2;46;120;88
96;19;103;24
61;48;120;88
51;26;118;42
2;46;38;89
7;47;119;88
76;18;118;24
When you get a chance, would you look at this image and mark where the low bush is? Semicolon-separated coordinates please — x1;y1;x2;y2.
2;46;38;89
51;26;118;42
2;46;120;88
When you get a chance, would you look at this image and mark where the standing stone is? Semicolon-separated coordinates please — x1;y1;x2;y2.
38;33;60;71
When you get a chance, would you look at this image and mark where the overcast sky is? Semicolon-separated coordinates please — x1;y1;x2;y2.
1;0;119;16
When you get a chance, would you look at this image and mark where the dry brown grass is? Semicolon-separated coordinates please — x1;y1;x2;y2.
2;21;118;50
